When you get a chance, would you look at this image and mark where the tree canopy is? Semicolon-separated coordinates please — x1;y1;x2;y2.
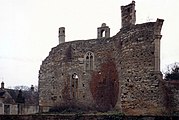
164;62;179;81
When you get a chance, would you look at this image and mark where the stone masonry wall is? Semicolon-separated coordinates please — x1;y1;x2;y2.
39;19;165;115
38;1;166;115
39;37;120;112
118;21;164;115
164;81;179;115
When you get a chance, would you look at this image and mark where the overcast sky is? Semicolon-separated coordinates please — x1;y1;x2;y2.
0;0;179;87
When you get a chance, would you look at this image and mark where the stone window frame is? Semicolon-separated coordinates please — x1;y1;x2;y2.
84;51;94;71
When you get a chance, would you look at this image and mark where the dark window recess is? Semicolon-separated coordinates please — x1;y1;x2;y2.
51;96;57;101
127;8;131;12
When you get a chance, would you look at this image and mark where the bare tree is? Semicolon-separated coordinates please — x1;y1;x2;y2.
14;85;38;92
14;85;30;91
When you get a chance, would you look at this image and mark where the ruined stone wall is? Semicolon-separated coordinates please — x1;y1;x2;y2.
117;20;164;115
39;37;120;112
39;18;165;115
171;85;179;114
164;81;179;115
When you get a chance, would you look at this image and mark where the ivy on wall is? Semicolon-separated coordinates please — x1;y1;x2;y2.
90;55;119;111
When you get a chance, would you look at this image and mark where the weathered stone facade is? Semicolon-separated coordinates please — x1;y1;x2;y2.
163;80;179;115
38;1;179;115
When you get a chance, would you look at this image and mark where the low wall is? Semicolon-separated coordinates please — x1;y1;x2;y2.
0;115;178;120
167;81;179;114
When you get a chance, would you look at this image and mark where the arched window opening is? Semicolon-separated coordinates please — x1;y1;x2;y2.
90;55;93;70
85;52;94;71
71;73;78;99
97;23;110;38
101;30;105;38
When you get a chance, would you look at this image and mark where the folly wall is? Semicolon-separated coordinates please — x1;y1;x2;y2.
38;1;168;115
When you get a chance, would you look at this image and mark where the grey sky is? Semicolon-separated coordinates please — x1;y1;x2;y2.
0;0;179;87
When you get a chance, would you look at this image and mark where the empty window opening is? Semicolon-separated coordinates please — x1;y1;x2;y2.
101;30;105;37
71;73;79;99
85;52;94;71
97;23;110;38
90;55;93;70
72;73;79;79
